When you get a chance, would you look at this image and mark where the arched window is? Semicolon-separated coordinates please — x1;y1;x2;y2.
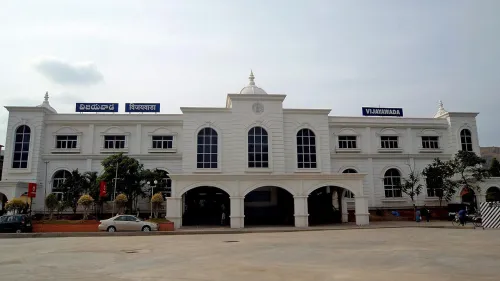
384;169;402;198
297;129;317;169
12;125;31;169
342;168;357;198
460;129;473;152
248;126;269;168
486;187;500;202
52;170;71;193
197;128;218;169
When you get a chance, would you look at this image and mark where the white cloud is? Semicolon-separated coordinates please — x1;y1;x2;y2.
33;57;104;86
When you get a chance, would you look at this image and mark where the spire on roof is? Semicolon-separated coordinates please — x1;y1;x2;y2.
37;91;57;113
434;100;448;118
249;70;255;86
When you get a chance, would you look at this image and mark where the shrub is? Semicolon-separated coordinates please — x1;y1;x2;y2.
45;194;60;220
77;194;94;220
114;193;128;214
5;198;26;214
151;192;164;218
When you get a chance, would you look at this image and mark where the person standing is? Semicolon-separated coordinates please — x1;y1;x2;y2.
221;204;226;226
415;209;422;223
425;207;431;222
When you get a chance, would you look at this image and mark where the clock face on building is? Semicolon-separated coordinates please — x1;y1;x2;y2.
252;102;264;114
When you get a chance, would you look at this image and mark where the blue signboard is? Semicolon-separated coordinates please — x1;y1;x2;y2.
125;103;160;113
362;107;403;117
76;103;118;112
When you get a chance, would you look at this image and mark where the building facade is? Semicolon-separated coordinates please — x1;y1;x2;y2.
1;72;499;228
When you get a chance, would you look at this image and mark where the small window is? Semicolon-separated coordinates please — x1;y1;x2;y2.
426;186;442;198
56;135;78;149
421;136;439;149
338;136;357;149
152;136;173;149
104;135;126;149
381;136;398;149
460;129;473;152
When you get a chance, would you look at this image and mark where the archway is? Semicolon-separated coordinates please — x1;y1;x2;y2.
308;186;348;226
244;186;294;226
486;187;500;202
182;186;230;227
0;193;7;216
460;187;477;213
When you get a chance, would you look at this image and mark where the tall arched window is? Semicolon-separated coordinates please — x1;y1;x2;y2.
460;129;473;152
297;129;317;169
342;168;358;198
12;125;31;169
384;169;402;198
248;126;269;168
197;128;218;169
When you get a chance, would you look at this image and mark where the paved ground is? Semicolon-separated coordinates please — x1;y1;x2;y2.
0;227;498;281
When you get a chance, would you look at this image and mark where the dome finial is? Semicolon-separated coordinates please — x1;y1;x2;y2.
434;99;448;118
439;100;443;109
44;91;49;102
249;70;255;86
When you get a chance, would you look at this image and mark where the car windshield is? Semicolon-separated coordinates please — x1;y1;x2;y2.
0;216;7;222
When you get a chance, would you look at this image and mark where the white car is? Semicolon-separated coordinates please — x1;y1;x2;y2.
98;215;159;232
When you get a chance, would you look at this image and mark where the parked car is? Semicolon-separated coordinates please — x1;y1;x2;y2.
0;215;33;233
98;215;158;232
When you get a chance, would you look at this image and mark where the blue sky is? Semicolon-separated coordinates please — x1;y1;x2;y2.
1;0;499;146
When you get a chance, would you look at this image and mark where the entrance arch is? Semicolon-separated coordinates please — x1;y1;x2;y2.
486;186;500;202
244;186;294;226
460;187;477;212
181;186;230;227
308;186;349;225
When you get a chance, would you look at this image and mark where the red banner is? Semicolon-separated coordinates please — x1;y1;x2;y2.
99;181;107;197
28;183;37;198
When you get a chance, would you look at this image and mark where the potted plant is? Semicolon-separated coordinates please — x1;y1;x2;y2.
114;193;128;215
151;192;164;219
77;194;94;220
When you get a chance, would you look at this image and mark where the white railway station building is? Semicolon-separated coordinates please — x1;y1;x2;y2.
1;72;499;229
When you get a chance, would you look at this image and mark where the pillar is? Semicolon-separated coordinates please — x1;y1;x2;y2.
355;195;370;226
341;197;349;223
294;195;308;227
230;196;244;228
166;196;182;229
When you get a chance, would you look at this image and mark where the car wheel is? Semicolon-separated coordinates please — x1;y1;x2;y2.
15;229;22;234
107;226;116;233
142;226;151;232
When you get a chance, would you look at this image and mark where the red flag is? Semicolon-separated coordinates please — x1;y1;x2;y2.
100;181;107;197
28;183;37;198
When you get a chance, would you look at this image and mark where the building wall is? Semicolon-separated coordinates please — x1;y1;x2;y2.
1;95;497;213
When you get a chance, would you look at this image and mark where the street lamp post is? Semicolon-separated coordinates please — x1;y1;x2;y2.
111;162;119;217
148;180;157;219
44;161;50;218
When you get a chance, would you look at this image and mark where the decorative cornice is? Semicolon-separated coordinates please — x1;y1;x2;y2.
330;152;453;159
283;109;332;115
180;107;231;113
168;173;367;181
41;153;183;161
226;94;286;102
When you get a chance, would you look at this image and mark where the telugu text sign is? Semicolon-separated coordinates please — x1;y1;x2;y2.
125;103;160;113
76;103;119;112
362;107;403;117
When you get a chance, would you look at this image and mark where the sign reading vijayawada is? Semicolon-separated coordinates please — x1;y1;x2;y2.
76;103;119;112
362;107;403;117
125;103;160;113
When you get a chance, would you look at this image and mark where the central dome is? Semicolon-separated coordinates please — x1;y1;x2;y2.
239;71;268;95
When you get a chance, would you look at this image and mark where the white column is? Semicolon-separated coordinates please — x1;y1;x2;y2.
166;197;182;229
355;195;370;226
294;195;309;227
230;196;244;228
341;197;348;223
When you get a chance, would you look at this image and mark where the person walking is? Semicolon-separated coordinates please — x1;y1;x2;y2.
415;209;422;224
220;204;226;226
425;207;431;222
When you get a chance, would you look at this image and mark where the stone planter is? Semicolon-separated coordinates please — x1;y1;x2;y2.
158;222;174;231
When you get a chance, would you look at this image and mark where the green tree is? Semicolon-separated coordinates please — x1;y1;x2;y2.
422;158;457;206
450;150;490;195
114;193;128;215
100;153;146;213
399;165;423;206
60;169;87;213
84;171;105;218
45;193;59;220
489;157;500;177
142;168;170;196
151;192;165;218
5;198;27;214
